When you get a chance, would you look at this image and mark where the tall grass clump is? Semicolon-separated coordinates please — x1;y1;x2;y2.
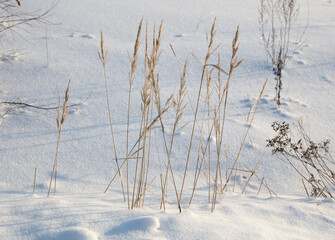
102;21;170;209
100;18;273;212
132;21;165;209
48;79;71;197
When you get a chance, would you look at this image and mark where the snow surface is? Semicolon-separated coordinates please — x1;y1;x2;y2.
1;0;335;239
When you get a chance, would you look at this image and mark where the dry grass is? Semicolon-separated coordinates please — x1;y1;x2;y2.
267;121;335;199
210;26;244;212
259;0;306;105
178;18;217;211
126;18;143;209
48;79;71;197
98;19;274;212
98;31;126;201
161;59;188;212
0;0;57;48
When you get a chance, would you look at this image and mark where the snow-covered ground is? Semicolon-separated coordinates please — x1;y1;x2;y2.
1;0;334;239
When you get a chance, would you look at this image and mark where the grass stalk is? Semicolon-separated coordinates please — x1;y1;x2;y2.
126;19;143;209
179;17;217;211
257;177;265;195
142;102;153;207
98;31;125;201
302;177;310;197
48;79;71;197
189;67;214;205
211;26;243;212
133;22;163;208
161;59;187;211
242;147;268;194
231;78;268;192
132;114;144;208
105;107;169;194
152;42;179;210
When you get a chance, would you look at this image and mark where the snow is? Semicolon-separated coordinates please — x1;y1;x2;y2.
1;194;334;239
1;0;335;239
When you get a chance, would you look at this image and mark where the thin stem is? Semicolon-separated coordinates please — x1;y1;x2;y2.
99;32;125;200
179;18;217;211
